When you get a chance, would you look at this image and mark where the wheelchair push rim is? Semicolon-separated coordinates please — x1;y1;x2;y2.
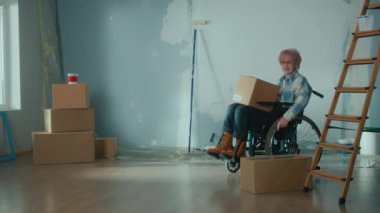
265;116;321;155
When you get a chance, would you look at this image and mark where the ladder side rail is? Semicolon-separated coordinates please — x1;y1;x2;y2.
305;34;360;189
360;0;370;16
310;118;331;164
339;39;380;202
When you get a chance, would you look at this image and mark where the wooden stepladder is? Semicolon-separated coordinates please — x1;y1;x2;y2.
304;0;380;205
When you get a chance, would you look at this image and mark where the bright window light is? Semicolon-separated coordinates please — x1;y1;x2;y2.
0;5;5;106
0;0;20;111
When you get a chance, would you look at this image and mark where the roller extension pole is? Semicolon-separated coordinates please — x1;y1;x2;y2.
188;28;197;153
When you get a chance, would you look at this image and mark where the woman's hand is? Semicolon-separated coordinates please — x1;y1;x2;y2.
276;117;289;131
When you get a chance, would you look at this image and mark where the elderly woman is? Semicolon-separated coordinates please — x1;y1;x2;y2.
207;48;312;158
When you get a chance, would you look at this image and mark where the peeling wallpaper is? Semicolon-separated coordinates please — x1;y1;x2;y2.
161;0;191;46
56;0;378;150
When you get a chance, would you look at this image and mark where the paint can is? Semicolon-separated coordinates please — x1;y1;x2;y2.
361;127;380;155
67;73;79;84
357;15;374;31
337;138;354;156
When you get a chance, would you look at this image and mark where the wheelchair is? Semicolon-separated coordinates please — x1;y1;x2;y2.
223;115;321;173
222;90;323;173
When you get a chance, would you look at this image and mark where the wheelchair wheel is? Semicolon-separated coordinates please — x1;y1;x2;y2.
225;158;240;173
265;116;321;155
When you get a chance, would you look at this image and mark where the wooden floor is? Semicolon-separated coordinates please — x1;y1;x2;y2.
0;150;379;213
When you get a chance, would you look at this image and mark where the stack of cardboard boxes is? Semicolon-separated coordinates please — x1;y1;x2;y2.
32;84;95;165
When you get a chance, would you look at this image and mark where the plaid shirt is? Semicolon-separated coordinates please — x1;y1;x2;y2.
278;70;312;121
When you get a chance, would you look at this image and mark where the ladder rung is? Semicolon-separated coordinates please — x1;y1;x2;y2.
368;3;380;9
308;170;346;183
335;87;370;93
344;58;376;65
318;142;354;152
355;30;380;38
328;125;356;131
326;114;363;122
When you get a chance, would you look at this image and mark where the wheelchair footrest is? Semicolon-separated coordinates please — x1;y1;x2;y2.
219;153;233;160
206;151;222;159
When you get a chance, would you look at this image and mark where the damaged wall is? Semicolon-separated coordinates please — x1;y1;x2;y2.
56;0;376;150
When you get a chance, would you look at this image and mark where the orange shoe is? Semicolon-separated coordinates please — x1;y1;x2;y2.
207;132;233;158
220;140;246;159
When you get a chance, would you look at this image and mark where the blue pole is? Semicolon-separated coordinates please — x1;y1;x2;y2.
0;112;16;162
188;29;197;153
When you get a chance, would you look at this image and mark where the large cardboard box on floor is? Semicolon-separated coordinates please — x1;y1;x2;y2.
95;138;118;158
52;84;89;109
232;75;280;112
32;131;95;165
44;109;95;133
240;155;312;194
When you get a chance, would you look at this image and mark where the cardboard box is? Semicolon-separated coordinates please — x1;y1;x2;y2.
95;138;118;158
240;155;312;194
44;109;95;133
32;131;95;165
52;84;89;109
232;76;280;112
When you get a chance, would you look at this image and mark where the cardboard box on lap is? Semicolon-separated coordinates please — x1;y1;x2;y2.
240;155;312;194
232;76;280;112
44;109;95;133
52;84;89;109
32;131;95;165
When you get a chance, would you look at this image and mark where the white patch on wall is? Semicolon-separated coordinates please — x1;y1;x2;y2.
176;68;191;148
161;0;191;48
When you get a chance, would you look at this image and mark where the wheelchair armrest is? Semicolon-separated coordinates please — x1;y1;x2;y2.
257;101;276;106
312;90;324;99
257;101;293;106
257;101;293;108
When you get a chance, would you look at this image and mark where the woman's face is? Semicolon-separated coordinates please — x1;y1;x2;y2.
279;54;296;77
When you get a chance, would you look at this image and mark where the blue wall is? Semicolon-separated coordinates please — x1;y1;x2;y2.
55;0;378;150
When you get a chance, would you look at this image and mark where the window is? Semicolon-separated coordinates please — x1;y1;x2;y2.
0;5;5;106
0;0;20;111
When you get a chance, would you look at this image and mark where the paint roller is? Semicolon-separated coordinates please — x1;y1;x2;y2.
188;19;208;152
